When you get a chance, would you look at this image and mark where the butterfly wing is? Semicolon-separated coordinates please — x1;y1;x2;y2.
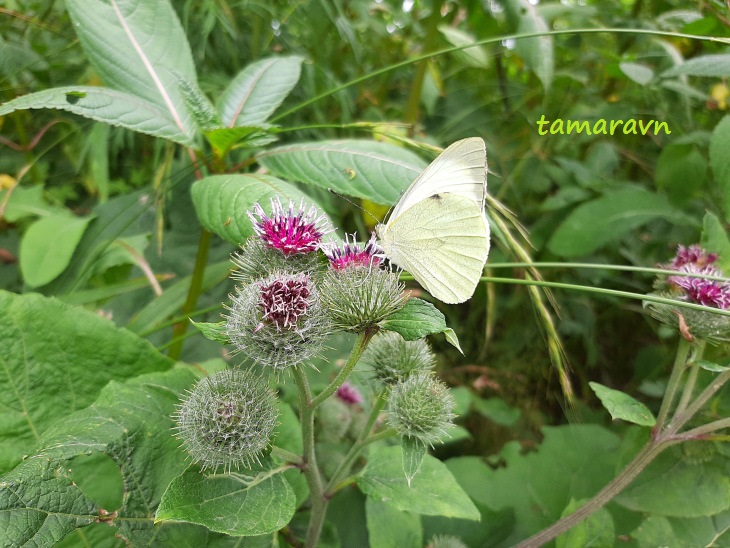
389;137;487;221
379;194;490;304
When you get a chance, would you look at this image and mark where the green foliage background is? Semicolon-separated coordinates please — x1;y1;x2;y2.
1;0;730;546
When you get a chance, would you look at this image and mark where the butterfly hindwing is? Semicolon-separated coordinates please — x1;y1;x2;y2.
380;194;489;304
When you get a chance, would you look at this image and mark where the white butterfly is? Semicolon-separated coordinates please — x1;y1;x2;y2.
376;137;490;304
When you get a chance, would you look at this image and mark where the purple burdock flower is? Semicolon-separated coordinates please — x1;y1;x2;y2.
336;381;363;405
257;273;312;331
325;232;382;270
668;244;718;269
248;198;331;256
663;245;730;310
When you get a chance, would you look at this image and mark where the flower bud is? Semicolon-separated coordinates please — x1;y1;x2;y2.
225;272;331;370
319;265;409;332
386;372;455;446
174;368;278;471
361;331;436;385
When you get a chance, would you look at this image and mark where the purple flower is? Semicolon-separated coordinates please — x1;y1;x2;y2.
248;198;331;256
336;381;363;405
667;244;718;269
257;273;313;330
325;233;382;270
663;245;730;310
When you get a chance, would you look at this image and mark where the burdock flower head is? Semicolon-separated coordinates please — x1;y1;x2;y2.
320;232;408;332
386;371;456;447
174;368;279;472
226;272;331;371
361;331;436;386
646;244;730;342
248;197;332;256
324;232;382;270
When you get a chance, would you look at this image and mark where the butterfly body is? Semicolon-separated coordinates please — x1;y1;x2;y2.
376;138;490;304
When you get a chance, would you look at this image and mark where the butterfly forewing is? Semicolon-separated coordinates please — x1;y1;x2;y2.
388;137;487;221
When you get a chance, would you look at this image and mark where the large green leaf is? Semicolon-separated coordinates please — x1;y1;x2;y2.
446;425;622;545
662;54;730;78
256;140;428;205
548;188;693;257
365;497;423;548
616;452;730;517
65;0;198;143
156;467;296;536
0;291;173;474
0;368;204;547
191;173;333;246
19;212;95;287
356;445;480;521
709;115;730;222
555;500;614;548
219;56;304;127
0;86;195;146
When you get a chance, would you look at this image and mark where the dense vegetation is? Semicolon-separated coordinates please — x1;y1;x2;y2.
1;0;729;546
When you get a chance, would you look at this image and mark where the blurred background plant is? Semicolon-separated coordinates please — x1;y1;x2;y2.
2;0;730;546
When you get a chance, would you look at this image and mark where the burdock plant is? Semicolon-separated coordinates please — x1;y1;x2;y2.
174;199;465;547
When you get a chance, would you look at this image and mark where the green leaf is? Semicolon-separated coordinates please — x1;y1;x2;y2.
439;26;489;69
619;62;654;85
555;499;614;548
156;467;296;536
667;510;730;547
257;140;427;205
1;368;202;546
589;382;656;426
709;116;730;222
65;0;198;143
616;452;730;517
0;457;97;546
515;1;554;90
663;54;730;78
190;320;230;344
655;144;706;205
0;185;57;222
191;174;333;246
204;126;276;157
701;212;730;272
695;359;730;373
356;445;480;521
219;56;304;127
631;515;681;547
19;212;95;287
179;77;221;132
471;397;521;427
548;188;693;257
365;497;423;548
42;190;156;293
446;425;622;545
401;437;427;486
0;86;195;146
380;298;445;340
443;328;464;355
0;291;173;473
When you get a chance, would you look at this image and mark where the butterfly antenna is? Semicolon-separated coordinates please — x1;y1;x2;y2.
327;188;383;225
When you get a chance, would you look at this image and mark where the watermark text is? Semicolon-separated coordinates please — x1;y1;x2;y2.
536;115;670;136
